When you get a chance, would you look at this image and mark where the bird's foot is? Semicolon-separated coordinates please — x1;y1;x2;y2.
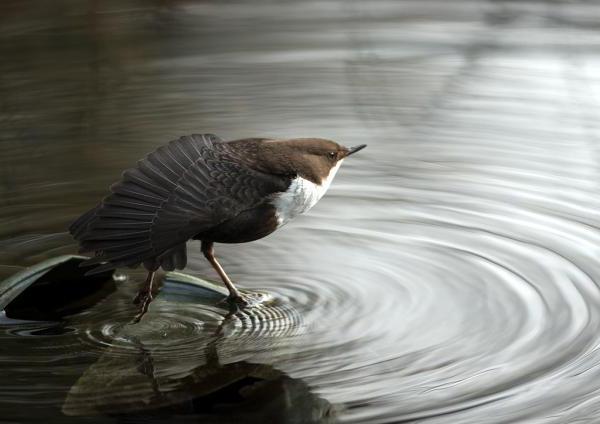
227;294;249;308
133;289;153;305
131;290;155;324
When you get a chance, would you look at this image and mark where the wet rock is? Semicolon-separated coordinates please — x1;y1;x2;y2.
1;257;328;422
60;272;328;422
0;255;116;321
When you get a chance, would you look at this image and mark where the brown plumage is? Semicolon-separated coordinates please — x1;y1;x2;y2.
70;133;366;316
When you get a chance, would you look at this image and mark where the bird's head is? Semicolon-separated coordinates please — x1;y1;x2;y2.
257;138;367;185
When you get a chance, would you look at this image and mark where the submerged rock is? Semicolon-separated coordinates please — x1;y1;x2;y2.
1;256;330;422
59;272;329;422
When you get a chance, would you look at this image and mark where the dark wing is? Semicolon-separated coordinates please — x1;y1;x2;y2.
70;134;288;274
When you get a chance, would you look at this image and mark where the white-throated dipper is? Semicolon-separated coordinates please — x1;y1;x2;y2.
69;134;366;317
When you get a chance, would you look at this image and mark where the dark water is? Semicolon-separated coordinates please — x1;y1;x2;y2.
3;1;600;422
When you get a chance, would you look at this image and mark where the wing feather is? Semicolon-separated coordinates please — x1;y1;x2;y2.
70;133;287;273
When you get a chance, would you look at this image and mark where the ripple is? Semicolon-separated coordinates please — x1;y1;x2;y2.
4;0;600;422
200;178;600;422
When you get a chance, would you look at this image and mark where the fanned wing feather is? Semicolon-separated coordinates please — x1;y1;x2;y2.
69;133;287;274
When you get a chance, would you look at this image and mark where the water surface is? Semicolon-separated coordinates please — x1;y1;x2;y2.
3;1;600;422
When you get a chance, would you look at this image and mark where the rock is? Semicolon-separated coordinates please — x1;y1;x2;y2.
0;255;116;320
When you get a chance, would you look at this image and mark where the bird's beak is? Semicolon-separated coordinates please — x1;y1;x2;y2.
345;144;367;157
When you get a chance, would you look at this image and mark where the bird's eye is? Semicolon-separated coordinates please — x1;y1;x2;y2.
328;152;336;159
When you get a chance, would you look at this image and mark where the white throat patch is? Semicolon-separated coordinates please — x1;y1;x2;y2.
272;160;343;227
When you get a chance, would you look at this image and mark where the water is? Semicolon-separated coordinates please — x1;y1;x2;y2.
2;0;600;422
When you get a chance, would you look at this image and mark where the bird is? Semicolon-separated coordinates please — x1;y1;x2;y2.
69;134;366;317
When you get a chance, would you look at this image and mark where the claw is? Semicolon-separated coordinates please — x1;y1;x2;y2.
217;294;249;311
228;295;249;308
133;290;152;305
131;291;154;323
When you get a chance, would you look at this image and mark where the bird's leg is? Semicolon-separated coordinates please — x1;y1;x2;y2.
201;241;247;307
132;271;156;323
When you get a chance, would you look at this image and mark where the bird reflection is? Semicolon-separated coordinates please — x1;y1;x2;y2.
63;315;335;423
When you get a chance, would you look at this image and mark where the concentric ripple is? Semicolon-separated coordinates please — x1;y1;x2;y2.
4;1;600;423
